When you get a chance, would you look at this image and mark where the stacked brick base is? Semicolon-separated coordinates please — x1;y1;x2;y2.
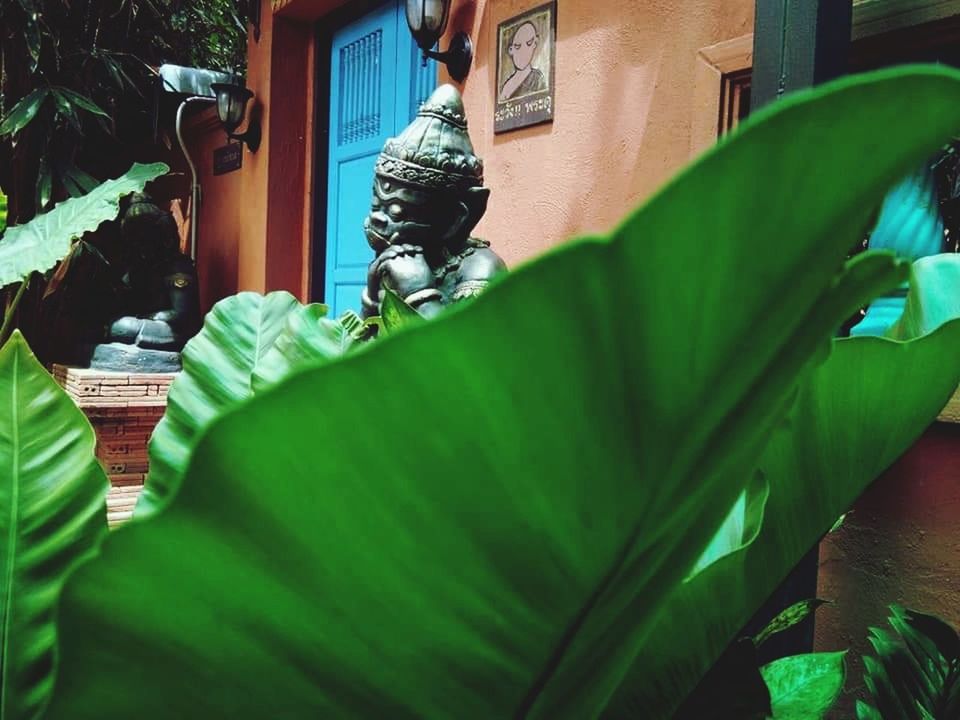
52;365;175;526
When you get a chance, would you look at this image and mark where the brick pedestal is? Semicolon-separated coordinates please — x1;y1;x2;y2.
52;365;175;526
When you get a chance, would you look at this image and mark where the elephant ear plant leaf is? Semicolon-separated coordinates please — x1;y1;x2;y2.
857;605;960;720
138;291;360;517
0;162;168;346
604;252;960;720
137;291;302;516
0;162;168;290
0;331;108;720
250;302;358;393
47;67;960;719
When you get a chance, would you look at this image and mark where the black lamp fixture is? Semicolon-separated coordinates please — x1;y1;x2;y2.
210;77;261;152
405;0;472;82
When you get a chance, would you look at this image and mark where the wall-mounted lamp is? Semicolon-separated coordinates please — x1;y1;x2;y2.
210;79;261;152
405;0;472;82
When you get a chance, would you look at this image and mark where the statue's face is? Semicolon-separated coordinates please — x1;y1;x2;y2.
363;175;451;253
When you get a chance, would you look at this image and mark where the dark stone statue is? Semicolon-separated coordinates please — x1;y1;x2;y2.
85;192;201;372
361;84;506;319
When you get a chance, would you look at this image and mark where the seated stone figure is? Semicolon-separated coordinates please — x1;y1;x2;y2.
361;84;506;319
86;192;201;372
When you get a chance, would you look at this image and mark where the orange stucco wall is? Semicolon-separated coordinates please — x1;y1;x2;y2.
441;0;753;266
178;108;242;314
182;0;754;303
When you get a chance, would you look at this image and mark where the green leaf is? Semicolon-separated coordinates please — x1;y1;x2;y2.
35;157;52;211
0;331;108;720
688;471;768;579
0;190;7;235
52;90;83;134
828;512;848;534
137;291;302;518
860;604;960;719
602;265;960;718
755;599;832;648
0;88;50;137
887;254;960;340
61;166;100;197
381;287;424;333
857;699;885;720
140;293;357;517
895;606;960;664
761;652;846;720
25;15;41;74
51;87;109;119
0;162;167;289
47;67;960;719
250;302;355;393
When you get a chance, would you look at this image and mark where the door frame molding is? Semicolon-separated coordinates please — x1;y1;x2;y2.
311;0;389;302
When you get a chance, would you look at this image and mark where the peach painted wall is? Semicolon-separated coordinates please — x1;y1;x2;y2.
183;0;755;305
440;0;754;267
178;108;242;315
181;0;320;306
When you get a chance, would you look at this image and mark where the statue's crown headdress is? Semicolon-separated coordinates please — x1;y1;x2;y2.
376;84;483;191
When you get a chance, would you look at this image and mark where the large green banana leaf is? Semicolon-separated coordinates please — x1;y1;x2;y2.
138;292;356;517
887;254;960;340
603;253;960;719
137;291;302;516
0;162;168;290
0;331;108;720
46;67;960;719
249;302;356;393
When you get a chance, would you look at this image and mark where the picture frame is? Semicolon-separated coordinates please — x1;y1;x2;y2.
494;1;557;133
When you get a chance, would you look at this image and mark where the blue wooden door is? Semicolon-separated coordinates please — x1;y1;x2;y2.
324;1;437;316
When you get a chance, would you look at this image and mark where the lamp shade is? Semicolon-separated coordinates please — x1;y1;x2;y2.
210;82;253;134
405;0;450;50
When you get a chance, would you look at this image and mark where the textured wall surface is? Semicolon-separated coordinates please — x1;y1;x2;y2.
816;422;960;715
442;0;753;266
183;0;755;296
179;108;243;314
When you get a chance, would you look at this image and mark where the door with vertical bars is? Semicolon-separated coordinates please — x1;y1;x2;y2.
324;0;437;316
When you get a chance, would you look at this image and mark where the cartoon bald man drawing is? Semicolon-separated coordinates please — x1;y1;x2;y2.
499;20;547;102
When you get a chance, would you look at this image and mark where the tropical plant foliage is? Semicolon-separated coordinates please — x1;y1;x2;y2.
0;162;168;346
138;291;360;517
0;162;168;290
858;606;960;719
166;0;248;76
0;331;108;720
0;0;246;222
0;0;245;362
36;66;960;719
608;252;960;720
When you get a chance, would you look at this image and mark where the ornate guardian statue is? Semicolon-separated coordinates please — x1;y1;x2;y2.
361;84;506;318
85;192;201;372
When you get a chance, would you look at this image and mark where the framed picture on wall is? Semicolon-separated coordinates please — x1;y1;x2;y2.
494;1;557;133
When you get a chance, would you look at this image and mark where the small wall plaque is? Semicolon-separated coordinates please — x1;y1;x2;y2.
494;1;557;134
213;142;243;176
